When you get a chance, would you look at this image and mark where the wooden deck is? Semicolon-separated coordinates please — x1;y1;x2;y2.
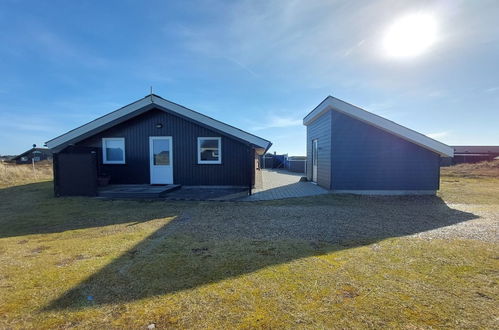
98;184;181;198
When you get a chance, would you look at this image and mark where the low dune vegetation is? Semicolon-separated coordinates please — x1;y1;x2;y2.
0;160;53;188
441;160;499;178
439;160;499;205
0;161;497;328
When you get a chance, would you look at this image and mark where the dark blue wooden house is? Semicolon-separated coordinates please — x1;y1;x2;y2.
303;96;454;195
11;147;52;164
46;94;271;196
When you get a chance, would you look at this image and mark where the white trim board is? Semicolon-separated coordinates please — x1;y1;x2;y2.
46;95;272;152
303;96;454;157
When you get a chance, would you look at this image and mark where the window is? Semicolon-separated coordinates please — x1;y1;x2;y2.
152;138;170;165
102;138;126;164
21;156;28;162
197;137;221;164
33;157;41;162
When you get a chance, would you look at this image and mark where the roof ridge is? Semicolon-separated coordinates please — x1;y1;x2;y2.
151;95;272;145
46;95;272;152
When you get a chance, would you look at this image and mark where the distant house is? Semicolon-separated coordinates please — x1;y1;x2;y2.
445;146;499;165
11;147;52;164
45;94;271;196
0;155;15;162
303;96;454;195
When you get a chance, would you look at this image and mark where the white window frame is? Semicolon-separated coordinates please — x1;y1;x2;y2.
102;137;126;164
197;137;222;164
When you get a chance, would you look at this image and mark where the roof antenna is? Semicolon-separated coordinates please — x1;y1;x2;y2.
150;86;153;102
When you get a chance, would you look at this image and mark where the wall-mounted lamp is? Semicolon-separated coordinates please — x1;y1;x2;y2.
155;123;163;129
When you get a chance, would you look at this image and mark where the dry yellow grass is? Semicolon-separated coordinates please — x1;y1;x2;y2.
0;161;53;188
441;160;499;178
439;160;499;205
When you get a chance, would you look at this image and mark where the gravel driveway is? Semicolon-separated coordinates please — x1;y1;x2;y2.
411;204;498;242
161;196;499;244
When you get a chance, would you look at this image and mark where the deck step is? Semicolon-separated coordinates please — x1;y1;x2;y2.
98;184;181;198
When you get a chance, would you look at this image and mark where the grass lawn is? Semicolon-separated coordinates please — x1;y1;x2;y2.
0;164;498;328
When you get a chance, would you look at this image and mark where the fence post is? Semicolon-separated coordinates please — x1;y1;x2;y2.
2;160;6;180
32;158;38;180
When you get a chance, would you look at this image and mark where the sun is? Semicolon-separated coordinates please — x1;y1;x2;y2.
383;13;438;58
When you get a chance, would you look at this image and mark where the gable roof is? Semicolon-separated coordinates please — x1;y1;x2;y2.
46;94;272;152
12;148;52;160
303;96;454;157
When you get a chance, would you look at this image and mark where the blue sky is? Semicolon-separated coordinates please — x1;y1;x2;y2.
1;0;498;155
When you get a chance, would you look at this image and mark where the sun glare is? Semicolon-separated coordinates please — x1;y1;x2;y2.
383;13;437;59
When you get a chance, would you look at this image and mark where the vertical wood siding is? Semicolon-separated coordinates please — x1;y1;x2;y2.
330;110;440;190
54;153;98;196
76;108;252;186
306;111;332;189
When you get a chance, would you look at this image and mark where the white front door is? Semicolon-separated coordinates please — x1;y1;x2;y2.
312;139;318;183
149;136;173;184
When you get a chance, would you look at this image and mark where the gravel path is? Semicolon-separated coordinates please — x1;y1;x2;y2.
411;204;498;242
162;198;499;244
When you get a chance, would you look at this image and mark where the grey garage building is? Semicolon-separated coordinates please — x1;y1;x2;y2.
46;94;271;196
304;96;454;195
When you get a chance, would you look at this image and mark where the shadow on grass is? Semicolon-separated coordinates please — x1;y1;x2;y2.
40;191;479;310
0;182;182;239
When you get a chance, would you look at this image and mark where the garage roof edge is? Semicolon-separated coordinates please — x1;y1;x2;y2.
303;96;454;157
